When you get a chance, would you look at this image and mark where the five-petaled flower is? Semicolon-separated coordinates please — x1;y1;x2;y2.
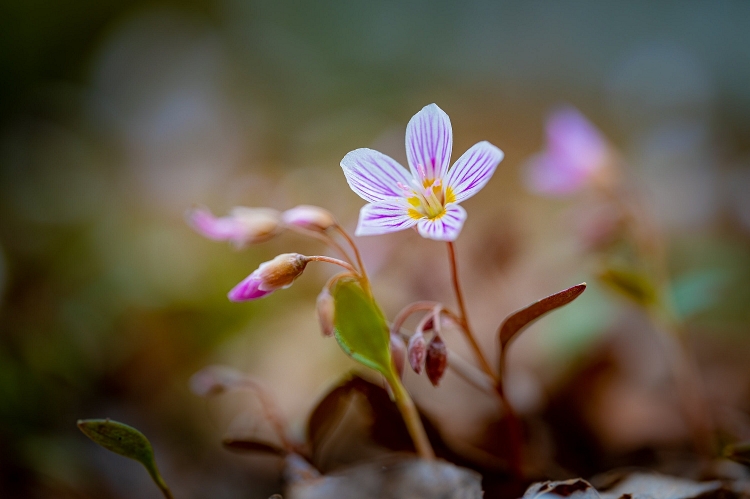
524;106;612;196
341;104;504;241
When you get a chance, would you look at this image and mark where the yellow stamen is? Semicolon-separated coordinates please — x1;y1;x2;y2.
445;186;456;204
408;208;423;220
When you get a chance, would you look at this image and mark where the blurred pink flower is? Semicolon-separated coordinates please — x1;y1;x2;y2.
228;253;308;302
282;205;337;232
189;206;282;247
341;103;504;241
525;106;612;196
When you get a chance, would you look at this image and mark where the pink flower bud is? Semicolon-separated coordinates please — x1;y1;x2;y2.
282;205;337;232
425;334;447;386
228;253;308;302
316;288;335;337
189;206;282;247
390;333;407;379
407;331;426;374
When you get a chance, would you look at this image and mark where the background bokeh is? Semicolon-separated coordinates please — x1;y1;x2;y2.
1;1;749;497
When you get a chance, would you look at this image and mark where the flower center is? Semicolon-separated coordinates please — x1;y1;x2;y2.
401;177;455;220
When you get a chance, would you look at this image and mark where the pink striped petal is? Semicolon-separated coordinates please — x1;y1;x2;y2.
416;204;466;241
445;141;504;203
227;271;273;301
341;149;412;203
355;198;419;236
406;104;453;182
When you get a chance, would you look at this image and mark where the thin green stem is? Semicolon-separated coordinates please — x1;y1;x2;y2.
149;470;174;499
385;372;435;460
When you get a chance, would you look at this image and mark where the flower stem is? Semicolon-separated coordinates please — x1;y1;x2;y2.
385;371;435;460
285;225;357;267
335;224;370;284
446;242;495;378
446;241;523;477
306;255;358;274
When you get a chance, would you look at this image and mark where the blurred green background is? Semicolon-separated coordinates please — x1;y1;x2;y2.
1;1;749;497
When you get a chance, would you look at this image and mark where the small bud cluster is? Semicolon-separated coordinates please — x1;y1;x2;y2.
403;310;448;386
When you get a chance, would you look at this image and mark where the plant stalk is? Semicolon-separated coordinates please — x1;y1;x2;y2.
446;241;523;477
446;242;495;378
386;372;435;460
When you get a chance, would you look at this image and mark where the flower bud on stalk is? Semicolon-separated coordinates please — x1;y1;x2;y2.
390;333;407;379
425;334;447;386
228;253;308;302
282;205;337;232
316;288;335;337
407;331;427;374
190;206;282;247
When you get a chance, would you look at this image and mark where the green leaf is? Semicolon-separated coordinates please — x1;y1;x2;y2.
598;265;658;307
671;268;730;319
332;278;393;377
77;419;173;499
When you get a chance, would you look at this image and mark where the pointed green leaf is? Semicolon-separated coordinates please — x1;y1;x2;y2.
598;266;658;307
77;419;173;499
332;278;393;377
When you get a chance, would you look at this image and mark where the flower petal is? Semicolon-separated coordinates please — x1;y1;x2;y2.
416;204;466;241
524;153;588;196
405;103;453;182
190;207;247;242
546;106;609;176
341;148;412;203
355;198;419;236
445;141;504;203
228;271;273;302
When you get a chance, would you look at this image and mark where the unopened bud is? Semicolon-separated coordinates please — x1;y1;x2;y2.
189;365;245;397
282;205;337;232
189;206;282;247
316;288;335;337
425;334;447;386
407;331;426;374
390;333;407;379
228;253;308;302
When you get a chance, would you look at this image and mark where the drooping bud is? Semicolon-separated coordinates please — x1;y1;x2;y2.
189;206;282;247
189;365;245;397
228;253;308;302
390;333;407;379
316;287;335;337
425;334;447;386
407;330;427;374
282;205;337;232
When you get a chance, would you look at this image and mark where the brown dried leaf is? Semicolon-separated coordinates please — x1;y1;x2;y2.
498;283;587;354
